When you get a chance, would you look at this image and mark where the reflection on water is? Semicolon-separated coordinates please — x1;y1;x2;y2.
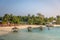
0;27;60;40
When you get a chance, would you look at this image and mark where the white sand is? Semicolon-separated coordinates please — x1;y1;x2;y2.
0;25;45;36
0;27;13;36
0;25;60;36
54;24;60;27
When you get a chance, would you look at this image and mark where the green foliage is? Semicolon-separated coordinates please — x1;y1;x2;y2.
1;13;59;25
0;17;2;20
56;15;60;24
3;14;10;22
2;14;20;24
48;17;54;22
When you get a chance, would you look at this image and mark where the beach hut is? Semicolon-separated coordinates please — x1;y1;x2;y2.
52;20;56;24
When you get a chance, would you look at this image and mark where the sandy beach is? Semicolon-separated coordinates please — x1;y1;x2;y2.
0;25;45;36
0;25;60;36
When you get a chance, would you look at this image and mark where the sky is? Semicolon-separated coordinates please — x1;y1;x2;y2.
0;0;60;17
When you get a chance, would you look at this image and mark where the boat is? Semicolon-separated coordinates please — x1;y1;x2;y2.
12;27;19;32
46;24;54;27
39;26;43;31
27;27;32;32
46;22;54;27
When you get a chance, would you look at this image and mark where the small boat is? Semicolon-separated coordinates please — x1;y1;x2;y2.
27;27;32;32
46;23;54;30
12;27;19;32
39;26;43;31
46;24;54;27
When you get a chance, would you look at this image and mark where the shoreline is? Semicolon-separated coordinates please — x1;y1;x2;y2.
0;25;45;36
0;25;60;36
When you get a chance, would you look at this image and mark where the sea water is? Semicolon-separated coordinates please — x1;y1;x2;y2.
0;27;60;40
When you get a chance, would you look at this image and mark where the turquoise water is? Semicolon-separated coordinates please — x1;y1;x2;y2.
0;27;60;40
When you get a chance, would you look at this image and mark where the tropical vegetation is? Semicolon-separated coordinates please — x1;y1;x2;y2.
0;13;60;25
